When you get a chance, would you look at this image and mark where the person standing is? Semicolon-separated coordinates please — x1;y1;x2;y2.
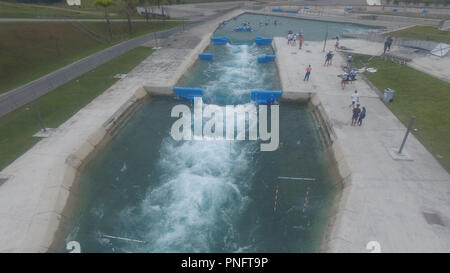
335;36;340;50
299;35;304;49
347;55;353;68
304;65;312;81
352;104;361;126
358;107;366;126
387;36;393;51
350;90;359;108
341;74;349;89
383;40;389;54
324;51;333;66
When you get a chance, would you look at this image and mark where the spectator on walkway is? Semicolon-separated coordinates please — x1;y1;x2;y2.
304;65;312;81
358;107;366;126
299;35;304;49
341;74;349;89
347;55;353;68
387;36;393;51
350;90;359;108
383;40;389;54
335;36;339;50
324;51;333;66
352;104;361;126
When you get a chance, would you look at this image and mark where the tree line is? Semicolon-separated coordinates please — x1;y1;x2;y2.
383;0;450;6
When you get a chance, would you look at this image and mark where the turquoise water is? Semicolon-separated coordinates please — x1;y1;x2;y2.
62;14;373;253
215;12;377;43
180;43;279;104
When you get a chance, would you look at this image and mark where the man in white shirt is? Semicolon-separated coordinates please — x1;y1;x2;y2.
350;90;359;108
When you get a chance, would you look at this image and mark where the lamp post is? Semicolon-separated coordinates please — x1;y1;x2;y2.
31;101;46;133
398;116;415;154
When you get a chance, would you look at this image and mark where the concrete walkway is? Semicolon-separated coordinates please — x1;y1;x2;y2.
0;9;244;253
274;37;450;252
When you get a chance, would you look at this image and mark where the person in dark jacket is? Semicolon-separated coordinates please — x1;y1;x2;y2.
358;107;366;126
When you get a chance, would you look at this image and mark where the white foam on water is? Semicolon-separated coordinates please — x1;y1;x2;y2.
120;125;258;252
202;44;273;101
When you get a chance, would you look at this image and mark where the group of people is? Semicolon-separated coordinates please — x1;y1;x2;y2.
235;21;253;32
259;19;278;26
287;31;304;49
350;90;367;126
341;70;357;89
296;36;368;126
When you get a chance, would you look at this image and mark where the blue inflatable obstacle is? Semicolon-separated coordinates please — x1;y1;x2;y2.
251;90;282;104
255;36;273;46
285;10;299;14
211;36;228;45
272;8;283;12
173;87;203;102
199;53;213;61
257;55;276;63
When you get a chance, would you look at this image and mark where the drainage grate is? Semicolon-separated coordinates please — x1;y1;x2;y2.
0;177;8;186
423;212;445;226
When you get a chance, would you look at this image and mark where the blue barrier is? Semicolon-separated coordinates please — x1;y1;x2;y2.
199;53;213;61
285;10;299;14
393;8;398;13
346;8;353;12
255;36;273;46
173;87;203;101
272;8;283;12
257;55;276;63
211;36;228;45
251;90;282;104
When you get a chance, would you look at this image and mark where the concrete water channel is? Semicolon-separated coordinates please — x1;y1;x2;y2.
57;13;377;252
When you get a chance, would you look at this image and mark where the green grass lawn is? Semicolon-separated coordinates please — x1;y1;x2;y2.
387;25;450;44
0;46;154;171
0;0;239;19
0;1;123;19
0;20;183;94
352;54;450;171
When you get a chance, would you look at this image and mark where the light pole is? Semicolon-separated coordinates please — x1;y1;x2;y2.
31;101;47;133
398;116;415;154
322;24;328;52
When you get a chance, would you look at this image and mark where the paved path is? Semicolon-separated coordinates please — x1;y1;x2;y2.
274;37;450;252
0;3;246;117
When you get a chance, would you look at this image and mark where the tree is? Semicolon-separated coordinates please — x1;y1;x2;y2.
160;0;173;18
121;0;137;34
94;0;116;41
139;0;151;23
